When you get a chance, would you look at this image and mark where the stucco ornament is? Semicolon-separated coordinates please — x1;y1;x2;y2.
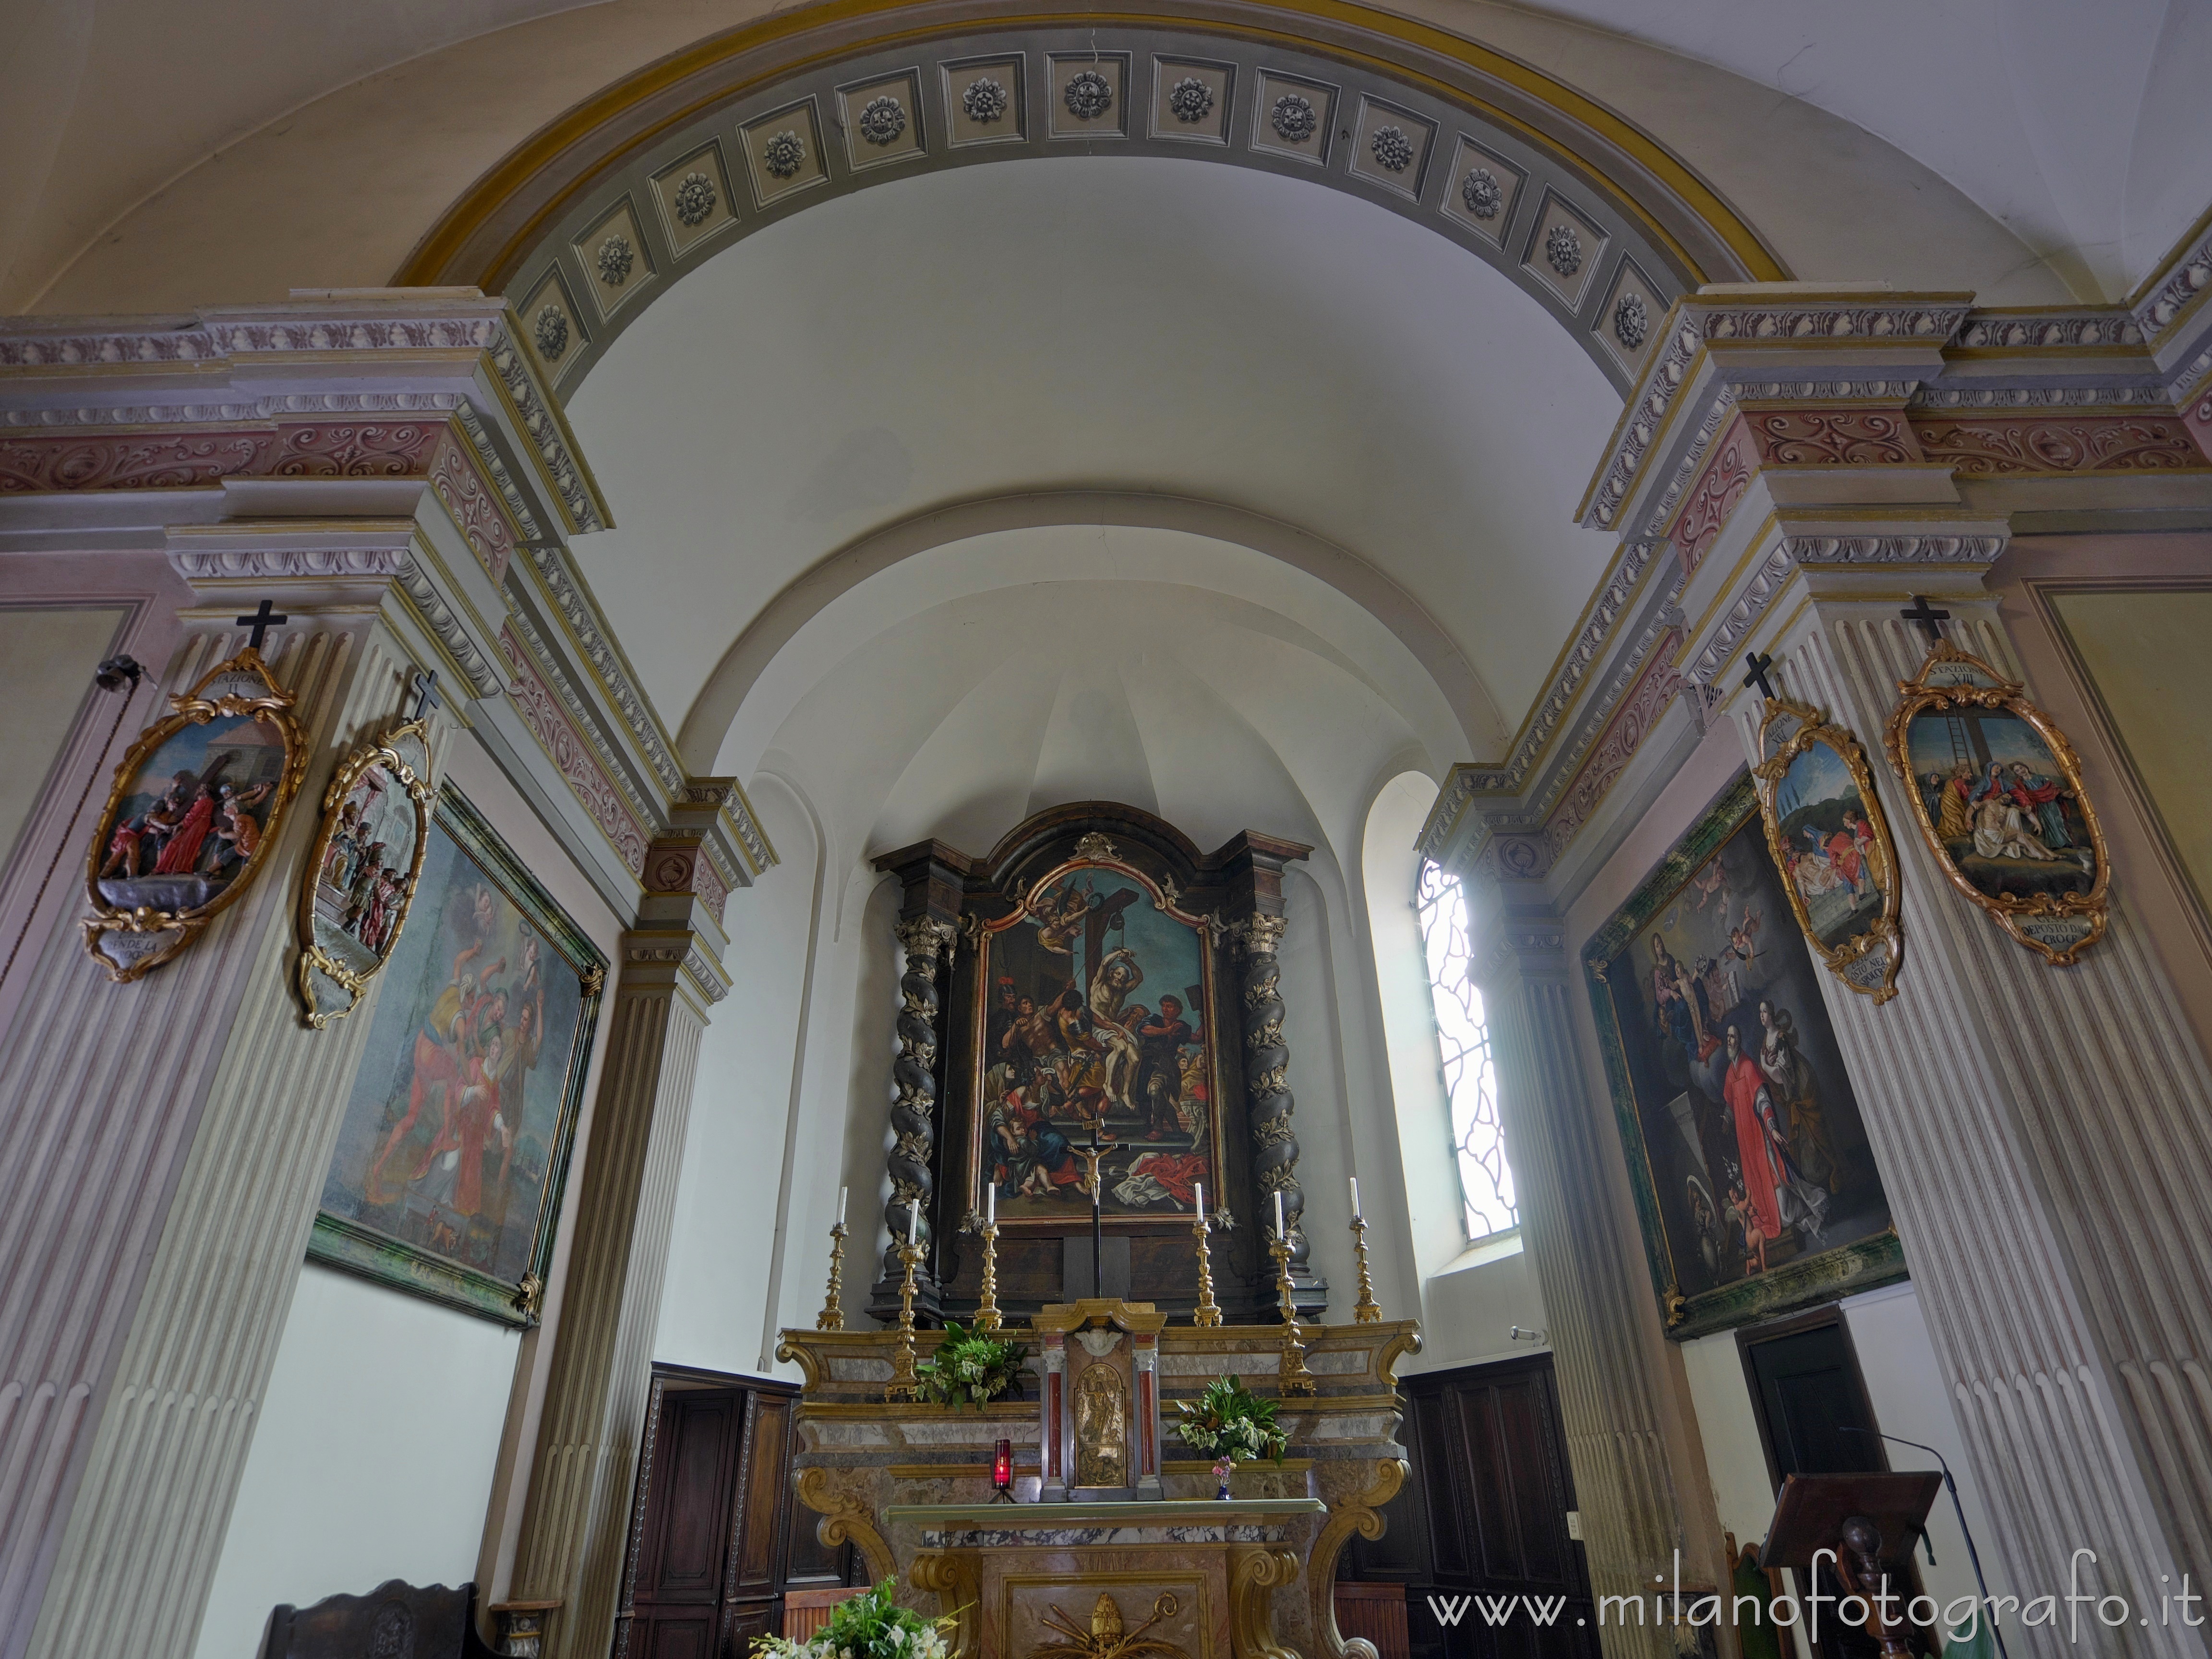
859;96;907;146
1169;76;1214;123
596;233;635;286
533;305;569;361
1370;125;1414;172
1545;223;1583;276
672;171;717;226
962;76;1009;123
763;130;806;179
1461;167;1502;218
1270;93;1317;143
1614;292;1648;349
1064;69;1113;120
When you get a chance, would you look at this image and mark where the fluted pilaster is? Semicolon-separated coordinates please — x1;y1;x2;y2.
509;934;717;1659
1471;902;1681;1659
7;613;446;1659
1757;600;2212;1658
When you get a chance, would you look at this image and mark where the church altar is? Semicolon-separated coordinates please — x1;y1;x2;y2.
777;1312;1420;1659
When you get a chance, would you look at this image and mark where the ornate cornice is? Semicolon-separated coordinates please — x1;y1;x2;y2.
522;545;683;796
501;622;651;877
502;604;662;854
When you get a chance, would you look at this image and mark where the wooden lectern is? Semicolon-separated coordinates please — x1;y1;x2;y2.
1758;1472;1943;1656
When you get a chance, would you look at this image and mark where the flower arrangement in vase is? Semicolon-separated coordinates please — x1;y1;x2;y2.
755;1581;958;1659
914;1322;1030;1408
1173;1375;1287;1498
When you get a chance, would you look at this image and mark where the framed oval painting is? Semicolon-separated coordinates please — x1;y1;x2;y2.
1885;641;2108;964
83;646;306;982
295;718;435;1028
1753;696;1903;1002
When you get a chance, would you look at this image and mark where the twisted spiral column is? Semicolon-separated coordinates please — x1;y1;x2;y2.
1235;913;1312;1290
877;914;956;1315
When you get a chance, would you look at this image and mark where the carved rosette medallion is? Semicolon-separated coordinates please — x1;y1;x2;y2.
1232;912;1307;1274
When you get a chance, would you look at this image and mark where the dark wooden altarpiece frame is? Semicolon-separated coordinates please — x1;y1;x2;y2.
871;802;1323;1326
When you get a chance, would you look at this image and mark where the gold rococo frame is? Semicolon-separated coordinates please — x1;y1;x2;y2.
294;718;436;1028
1883;640;2111;965
82;647;308;983
1753;696;1905;1004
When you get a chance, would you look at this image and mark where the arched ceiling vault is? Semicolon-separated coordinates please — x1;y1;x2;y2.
417;2;1778;399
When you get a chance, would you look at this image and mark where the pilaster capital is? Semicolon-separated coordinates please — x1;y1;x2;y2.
615;925;728;1016
893;913;958;962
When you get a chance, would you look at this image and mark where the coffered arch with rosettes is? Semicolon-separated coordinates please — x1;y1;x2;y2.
401;2;1786;400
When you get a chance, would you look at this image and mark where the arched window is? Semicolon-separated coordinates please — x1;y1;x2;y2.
1416;858;1517;1240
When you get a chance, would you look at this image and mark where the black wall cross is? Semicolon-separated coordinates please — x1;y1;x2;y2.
409;669;443;721
234;599;289;650
1899;595;1951;642
1741;649;1779;701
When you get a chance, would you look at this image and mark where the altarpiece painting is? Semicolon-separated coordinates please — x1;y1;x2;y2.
1586;774;1903;1339
974;853;1222;1225
310;783;605;1325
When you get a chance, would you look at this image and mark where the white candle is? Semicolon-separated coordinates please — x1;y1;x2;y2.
1273;1188;1286;1239
908;1203;919;1247
1349;1176;1361;1220
987;1183;996;1226
837;1185;848;1226
1194;1181;1204;1218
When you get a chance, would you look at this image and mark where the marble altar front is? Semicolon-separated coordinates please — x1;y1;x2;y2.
777;1314;1420;1659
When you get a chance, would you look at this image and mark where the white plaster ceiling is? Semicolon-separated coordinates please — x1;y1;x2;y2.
748;540;1434;892
565;154;1624;772
1506;0;2212;301
8;0;2201;312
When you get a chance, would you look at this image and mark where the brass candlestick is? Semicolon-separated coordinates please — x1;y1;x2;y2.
817;1221;848;1331
886;1241;924;1402
1350;1214;1381;1324
975;1222;1003;1334
1190;1208;1223;1328
1270;1232;1317;1395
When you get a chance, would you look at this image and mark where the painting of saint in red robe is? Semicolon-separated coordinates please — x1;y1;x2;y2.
313;787;601;1321
1595;786;1894;1314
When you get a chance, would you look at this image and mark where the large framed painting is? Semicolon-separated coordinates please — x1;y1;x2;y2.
1752;696;1903;1003
1585;774;1903;1340
310;782;606;1325
295;719;434;1028
1885;640;2109;964
971;853;1225;1226
82;647;306;982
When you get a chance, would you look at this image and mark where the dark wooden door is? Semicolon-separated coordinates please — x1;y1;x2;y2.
625;1384;744;1659
1742;1312;1933;1659
1345;1354;1596;1659
618;1370;802;1659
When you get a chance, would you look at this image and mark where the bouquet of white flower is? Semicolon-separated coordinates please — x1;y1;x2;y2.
913;1322;1028;1409
753;1581;959;1659
1173;1375;1287;1465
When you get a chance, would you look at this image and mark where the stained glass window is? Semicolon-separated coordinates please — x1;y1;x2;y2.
1416;858;1517;1240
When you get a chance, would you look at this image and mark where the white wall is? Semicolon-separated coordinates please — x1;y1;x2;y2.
655;780;820;1377
191;730;626;1647
193;1267;522;1659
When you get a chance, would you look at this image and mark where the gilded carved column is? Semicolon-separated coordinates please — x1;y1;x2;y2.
873;913;956;1320
1467;887;1682;1659
508;885;727;1659
1233;913;1312;1290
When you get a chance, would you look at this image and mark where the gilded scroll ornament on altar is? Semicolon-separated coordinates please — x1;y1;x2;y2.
82;646;306;982
1752;696;1904;1003
295;719;435;1027
1885;640;2109;964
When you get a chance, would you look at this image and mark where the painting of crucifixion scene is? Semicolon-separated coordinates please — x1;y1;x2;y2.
311;786;601;1323
976;861;1219;1222
1594;785;1896;1326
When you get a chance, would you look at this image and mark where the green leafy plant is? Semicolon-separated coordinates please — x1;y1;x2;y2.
1173;1374;1287;1464
754;1580;958;1659
914;1322;1029;1408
